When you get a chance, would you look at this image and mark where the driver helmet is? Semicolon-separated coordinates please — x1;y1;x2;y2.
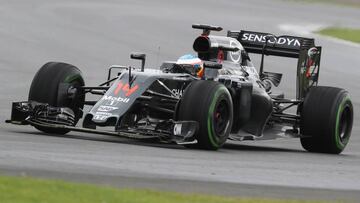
176;54;204;78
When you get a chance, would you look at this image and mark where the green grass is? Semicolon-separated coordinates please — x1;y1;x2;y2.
0;175;334;203
285;0;360;8
317;27;360;43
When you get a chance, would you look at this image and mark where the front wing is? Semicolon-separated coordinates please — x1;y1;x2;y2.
6;101;198;145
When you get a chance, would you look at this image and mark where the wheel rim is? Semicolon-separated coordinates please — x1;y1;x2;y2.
213;99;230;136
338;105;352;142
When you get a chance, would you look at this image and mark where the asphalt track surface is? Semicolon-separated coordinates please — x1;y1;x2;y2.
1;0;360;201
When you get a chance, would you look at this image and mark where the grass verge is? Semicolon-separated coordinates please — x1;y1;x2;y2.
317;27;360;43
0;175;336;203
285;0;360;8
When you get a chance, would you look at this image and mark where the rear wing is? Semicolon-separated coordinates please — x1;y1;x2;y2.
228;30;322;99
228;30;315;58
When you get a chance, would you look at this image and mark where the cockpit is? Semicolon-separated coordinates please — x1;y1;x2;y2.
161;24;257;79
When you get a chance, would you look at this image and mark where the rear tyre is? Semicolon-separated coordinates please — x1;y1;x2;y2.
300;86;353;154
177;80;233;150
28;62;85;134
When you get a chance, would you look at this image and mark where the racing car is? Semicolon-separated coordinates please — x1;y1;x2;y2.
7;24;354;154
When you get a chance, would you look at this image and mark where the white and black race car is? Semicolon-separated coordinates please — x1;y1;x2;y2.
7;24;353;154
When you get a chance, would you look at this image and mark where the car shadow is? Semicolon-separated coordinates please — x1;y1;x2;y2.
223;142;358;157
9;129;302;153
7;128;354;155
223;142;304;153
9;129;187;150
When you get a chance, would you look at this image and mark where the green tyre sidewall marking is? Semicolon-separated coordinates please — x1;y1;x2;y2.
207;86;228;148
335;96;351;150
64;74;82;83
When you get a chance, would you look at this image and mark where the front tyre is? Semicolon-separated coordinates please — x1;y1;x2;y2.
177;80;233;150
300;86;353;154
28;62;85;134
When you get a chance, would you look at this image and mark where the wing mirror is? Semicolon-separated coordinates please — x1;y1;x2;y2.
130;53;146;72
203;62;222;70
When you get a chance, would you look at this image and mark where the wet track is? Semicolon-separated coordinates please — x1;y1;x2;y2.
1;0;360;201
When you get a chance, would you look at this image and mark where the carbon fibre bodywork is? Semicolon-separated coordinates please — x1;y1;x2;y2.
84;71;193;126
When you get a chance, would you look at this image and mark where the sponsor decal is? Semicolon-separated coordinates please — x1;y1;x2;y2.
93;112;112;121
307;47;318;59
97;105;119;112
93;114;108;121
217;50;224;63
102;95;130;106
173;76;190;81
305;47;319;78
171;89;184;98
95;112;112;116
114;81;139;96
241;33;301;47
173;123;182;136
